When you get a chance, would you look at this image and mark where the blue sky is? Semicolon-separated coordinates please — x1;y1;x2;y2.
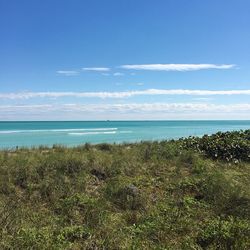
0;0;250;120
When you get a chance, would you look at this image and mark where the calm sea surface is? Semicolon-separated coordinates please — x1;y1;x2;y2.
0;121;250;149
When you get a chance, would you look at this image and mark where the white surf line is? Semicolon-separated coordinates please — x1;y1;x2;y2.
68;131;117;136
0;128;118;134
0;130;21;134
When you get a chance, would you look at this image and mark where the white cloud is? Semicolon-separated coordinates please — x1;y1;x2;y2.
56;64;235;76
62;103;250;112
56;70;79;76
1;103;250;120
192;97;213;101
82;67;110;72
120;64;235;71
113;72;124;76
0;104;53;110
1;103;250;113
1;89;250;100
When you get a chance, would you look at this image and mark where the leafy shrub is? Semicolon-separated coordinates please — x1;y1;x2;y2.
13;227;54;249
57;226;90;243
221;196;250;219
97;143;113;151
180;130;250;162
105;178;145;210
200;171;239;207
197;217;250;249
55;194;107;227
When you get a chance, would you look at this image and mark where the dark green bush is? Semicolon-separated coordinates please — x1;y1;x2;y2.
180;129;250;162
97;143;113;151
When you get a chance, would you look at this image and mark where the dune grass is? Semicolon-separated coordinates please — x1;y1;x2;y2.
0;130;250;249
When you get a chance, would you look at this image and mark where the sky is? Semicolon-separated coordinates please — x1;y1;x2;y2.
0;0;250;120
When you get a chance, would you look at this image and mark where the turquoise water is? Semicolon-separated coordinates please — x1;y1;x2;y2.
0;121;250;149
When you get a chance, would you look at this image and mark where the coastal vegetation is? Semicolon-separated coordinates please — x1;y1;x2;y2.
0;130;250;249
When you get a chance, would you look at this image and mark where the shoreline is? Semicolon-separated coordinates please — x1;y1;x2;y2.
0;128;249;151
1;120;250;149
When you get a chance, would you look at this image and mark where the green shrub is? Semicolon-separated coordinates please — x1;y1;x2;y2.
180;130;250;162
97;143;113;151
105;178;145;210
57;225;90;243
55;194;107;227
197;217;250;249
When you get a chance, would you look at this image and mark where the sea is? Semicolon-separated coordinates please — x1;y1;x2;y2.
0;120;250;149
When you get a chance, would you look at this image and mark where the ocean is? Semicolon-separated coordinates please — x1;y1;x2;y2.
0;120;250;149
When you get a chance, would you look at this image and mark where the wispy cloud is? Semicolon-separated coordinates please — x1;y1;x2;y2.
192;97;213;101
101;72;124;76
57;64;234;75
56;70;79;76
63;103;250;112
120;64;235;71
1;103;250;120
0;104;54;110
82;67;110;72
113;72;124;76
1;89;250;100
1;103;250;113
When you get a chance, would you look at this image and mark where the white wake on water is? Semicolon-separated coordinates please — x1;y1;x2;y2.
68;131;117;136
0;128;118;134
